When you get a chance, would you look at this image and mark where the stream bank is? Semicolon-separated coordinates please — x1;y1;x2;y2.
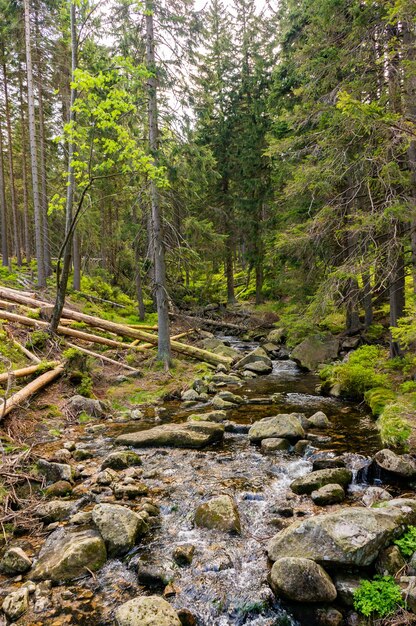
1;331;415;626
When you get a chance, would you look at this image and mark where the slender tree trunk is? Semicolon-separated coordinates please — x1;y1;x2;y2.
50;0;77;332
389;245;405;358
403;19;416;292
0;121;9;267
145;0;171;366
133;206;145;320
73;232;81;290
18;62;31;262
362;272;373;328
23;0;45;287
2;56;22;266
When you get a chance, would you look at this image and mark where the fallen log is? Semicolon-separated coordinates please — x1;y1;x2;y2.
0;299;18;311
0;289;232;366
130;329;196;348
169;312;247;332
12;339;41;364
128;324;158;331
1;364;64;420
64;342;139;372
0;363;58;384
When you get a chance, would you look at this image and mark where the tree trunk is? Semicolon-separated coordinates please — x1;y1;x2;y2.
23;0;45;287
389;245;405;358
403;19;416;292
2;55;22;266
73;232;81;291
0;121;9;267
18;62;31;263
362;272;373;328
50;0;77;333
145;0;171;366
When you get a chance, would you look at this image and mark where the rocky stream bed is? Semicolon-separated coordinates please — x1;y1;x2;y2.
1;334;416;626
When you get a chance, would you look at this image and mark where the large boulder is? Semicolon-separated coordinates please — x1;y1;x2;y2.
267;499;416;567
270;557;337;602
373;449;416;479
31;528;106;582
248;414;305;443
234;347;272;371
291;334;339;371
37;459;72;484
194;495;241;534
92;504;148;557
200;338;239;360
115;421;224;449
307;411;331;429
290;468;352;495
66;394;110;418
311;484;345;506
115;596;181;626
244;361;273;375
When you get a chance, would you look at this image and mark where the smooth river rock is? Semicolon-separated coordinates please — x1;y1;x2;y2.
373;449;416;479
270;557;337;602
115;421;224;449
31;528;106;582
92;503;148;557
101;451;142;470
291;334;339;371
290;468;352;495
267;499;416;567
115;596;181;626
248;414;305;443
311;483;345;505
194;495;241;534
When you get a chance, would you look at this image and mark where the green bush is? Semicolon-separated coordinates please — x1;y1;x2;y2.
400;381;416;394
353;575;403;618
377;401;412;448
394;526;416;557
365;387;396;417
26;330;49;350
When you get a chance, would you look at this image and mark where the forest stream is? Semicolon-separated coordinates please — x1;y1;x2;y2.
11;332;393;626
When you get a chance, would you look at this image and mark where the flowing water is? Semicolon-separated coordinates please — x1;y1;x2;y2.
83;335;382;626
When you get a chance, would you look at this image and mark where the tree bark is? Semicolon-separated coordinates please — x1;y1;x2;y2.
403;19;416;292
362;272;373;328
18;61;31;263
73;231;81;291
145;0;171;366
23;0;45;287
1;364;64;420
0;120;9;267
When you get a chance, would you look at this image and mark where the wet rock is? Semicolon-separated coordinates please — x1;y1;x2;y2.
311;483;345;506
261;438;290;452
44;480;73;498
248;414;305;443
200;338;239;359
375;545;406;576
194;495;241;534
270;557;337;602
37;459;72;484
113;482;149;499
316;608;343;626
290;468;352;495
271;505;294;518
211;395;235;409
341;336;361;350
115;421;224;449
177;608;197;626
192;379;209;394
362;485;392;507
244;361;273;375
70;510;92;525
294;440;309;455
267;498;416;566
63;441;76;451
333;574;362;606
224;421;250;433
92;503;148;557
66;394;110;418
373;449;416;479
73;447;94;461
36;499;79;523
267;328;285;343
31;528;106;582
51;448;72;463
181;388;201;402
211;374;241;385
307;411;330;428
409;551;416;574
217;390;244;404
33;580;52;613
0;547;32;575
115;596;181;626
137;562;174;588
187;410;227;423
101;451;142;470
262;342;280;356
2;587;29;620
173;544;195;566
291;334;339;371
96;468;119;485
235;347;272;370
312;458;346;471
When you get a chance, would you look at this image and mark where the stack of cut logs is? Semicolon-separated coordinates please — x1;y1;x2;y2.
0;286;233;420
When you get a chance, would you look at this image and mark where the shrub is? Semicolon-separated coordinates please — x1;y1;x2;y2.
26;330;49;350
365;388;397;417
377;401;412;449
353;575;403;618
395;526;416;557
400;381;416;394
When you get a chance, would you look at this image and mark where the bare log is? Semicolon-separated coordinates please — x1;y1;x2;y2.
130;329;196;349
0;289;232;366
169;312;248;332
0;363;58;384
12;339;41;364
0;300;18;311
1;364;64;420
64;342;139;372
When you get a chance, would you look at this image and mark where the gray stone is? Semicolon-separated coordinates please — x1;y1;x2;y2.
374;449;416;479
0;547;32;575
333;574;362;606
101;451;142;470
66;394;110;418
187;410;227;423
375;545;406;576
173;544;195;566
399;576;416;613
31;528;106;582
248;414;305;443
44;480;73;498
115;596;181;626
243;361;273;375
217;390;244;404
137;562;174;588
270;557;337;602
290;468;352;495
362;486;392;507
234;347;272;370
37;459;72;484
96;468;119;485
291;334;339;371
267;328;285;343
36;499;79;523
113;482;149;499
2;587;29;620
294;440;309;455
115;421;224;449
200;338;239;359
194;495;241;534
267;499;416;566
211;395;236;409
316;608;343;626
92;503;148;557
307;411;330;428
181;388;201;402
261;438;290;452
311;484;345;506
211;374;242;385
341;336;361;350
